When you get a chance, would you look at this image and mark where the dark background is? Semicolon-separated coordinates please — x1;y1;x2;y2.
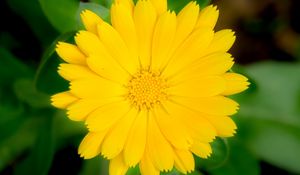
1;0;300;174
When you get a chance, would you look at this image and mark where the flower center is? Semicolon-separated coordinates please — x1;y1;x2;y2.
127;70;168;110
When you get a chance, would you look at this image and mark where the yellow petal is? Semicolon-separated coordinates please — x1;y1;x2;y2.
67;97;122;121
80;10;103;34
115;0;134;13
139;151;160;175
221;73;250;96
168;53;234;83
56;42;86;64
70;78;126;98
162;2;199;72
168;76;226;97
109;154;129;175
86;101;131;132
194;53;234;75
163;28;214;76
111;2;138;60
173;96;239;116
174;1;199;48
101;108;138;159
51;91;78;109
190;141;212;158
205;115;237;137
58;63;98;81
185;117;216;143
147;113;174;171
78;131;108;159
195;5;219;29
124;110;147;167
97;22;139;74
151;11;176;70
87;54;130;84
174;149;195;174
153;106;192;149
203;29;236;56
75;31;103;56
134;0;157;68
150;0;167;15
163;101;216;142
75;30;132;80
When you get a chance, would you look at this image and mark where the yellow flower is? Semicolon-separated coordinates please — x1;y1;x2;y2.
51;0;249;174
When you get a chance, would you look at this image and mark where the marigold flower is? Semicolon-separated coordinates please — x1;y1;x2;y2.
51;0;249;174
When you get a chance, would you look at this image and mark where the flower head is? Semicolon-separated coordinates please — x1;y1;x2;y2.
51;0;249;174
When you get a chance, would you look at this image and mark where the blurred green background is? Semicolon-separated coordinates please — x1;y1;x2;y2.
1;0;300;174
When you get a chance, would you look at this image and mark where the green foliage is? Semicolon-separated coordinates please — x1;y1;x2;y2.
0;48;32;83
238;62;300;124
7;0;58;46
14;79;50;108
79;157;102;175
38;0;110;33
0;117;39;171
35;2;109;94
14;115;55;175
38;0;80;33
0;48;32;142
126;166;141;175
92;0;113;7
196;138;229;170
168;0;211;13
209;140;260;175
238;118;300;174
34;31;75;94
234;62;300;174
1;0;300;174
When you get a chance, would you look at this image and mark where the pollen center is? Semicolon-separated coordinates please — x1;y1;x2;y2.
127;70;168;110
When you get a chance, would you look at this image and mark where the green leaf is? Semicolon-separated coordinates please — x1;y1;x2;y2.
209;140;260;175
90;0;112;8
35;32;75;94
187;171;202;175
0;49;36;142
234;62;300;173
39;0;110;33
168;0;211;13
196;138;229;170
14;114;55;175
0;59;28;142
79;152;109;175
0;86;24;127
13;79;50;108
196;0;211;8
0;48;32;84
161;169;180;175
0;117;41;171
39;0;80;33
239;62;300;125
168;0;190;13
237;118;300;174
7;0;58;45
79;157;102;175
0;32;19;50
35;3;108;94
52;111;86;148
0;102;25;143
126;166;140;175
